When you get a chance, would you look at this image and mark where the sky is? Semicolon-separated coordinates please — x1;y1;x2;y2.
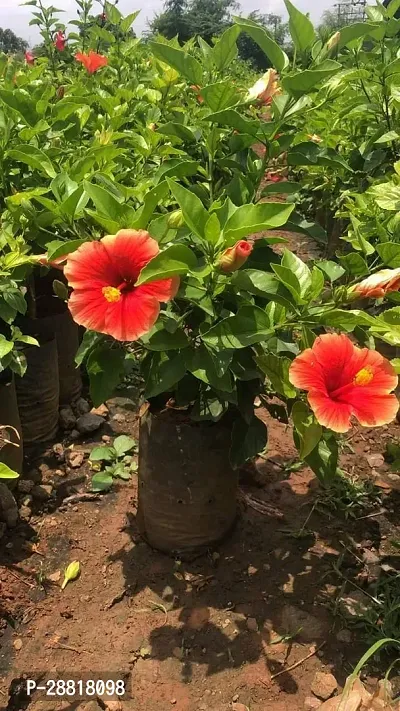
1;0;361;46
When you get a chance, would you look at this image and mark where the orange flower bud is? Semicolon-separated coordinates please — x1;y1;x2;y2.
218;241;253;274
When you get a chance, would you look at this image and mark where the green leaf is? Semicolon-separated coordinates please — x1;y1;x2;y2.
120;10;140;32
222;202;294;244
84;181;136;228
369;183;400;210
191;392;228;422
230;415;268;469
4;290;26;315
201;82;240;112
282;62;341;96
157;123;197;143
87;346;125;407
131;181;169;230
255;352;296;398
202;305;272;350
303;436;339;486
338;22;377;48
292;401;322;459
150;41;202;85
47;239;86;262
0;299;17;325
317;260;345;282
136;244;197;286
89;446;115;462
0;88;38;126
261;181;301;196
233;16;289;72
8;145;56;178
339;253;369;276
284;0;316;51
272;264;302;302
204;213;221;245
53;278;68;301
232;269;294;308
61;560;80;590
376;242;400;267
0;462;19;479
75;330;103;367
113;435;136;457
144;352;186;398
212;25;240;70
281;250;312;296
91;472;113;492
167;178;209;240
187;345;233;392
141;321;189;350
207;109;260;137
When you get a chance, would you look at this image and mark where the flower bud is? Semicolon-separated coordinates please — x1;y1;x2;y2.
218;240;253;274
326;31;340;52
167;209;185;229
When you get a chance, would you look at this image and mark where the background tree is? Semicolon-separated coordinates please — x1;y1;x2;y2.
0;28;28;54
151;0;189;42
237;12;288;70
150;0;237;44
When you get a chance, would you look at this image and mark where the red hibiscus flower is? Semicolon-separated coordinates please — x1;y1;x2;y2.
75;50;108;74
64;230;179;342
218;241;253;274
25;50;35;65
289;333;399;433
54;31;66;51
352;268;400;299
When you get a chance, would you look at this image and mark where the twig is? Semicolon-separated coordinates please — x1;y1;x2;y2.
356;509;387;521
7;569;35;589
0;688;6;696
51;644;90;655
269;642;326;681
63;493;101;505
149;601;168;627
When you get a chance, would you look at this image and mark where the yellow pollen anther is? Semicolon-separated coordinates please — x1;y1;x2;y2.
102;286;121;303
354;367;374;387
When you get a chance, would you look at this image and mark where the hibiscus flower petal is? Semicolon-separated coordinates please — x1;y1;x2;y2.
104;290;160;341
102;230;159;283
351;392;399;428
349;348;398;393
308;391;353;433
289;347;326;392
136;277;180;303
68;288;107;333
65;241;118;290
311;333;359;391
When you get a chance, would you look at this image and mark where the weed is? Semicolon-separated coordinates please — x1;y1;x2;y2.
89;435;138;492
316;469;382;519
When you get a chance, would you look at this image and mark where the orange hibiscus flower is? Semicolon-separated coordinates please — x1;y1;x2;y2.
75;50;108;74
64;230;179;342
352;268;400;299
289;333;399;433
247;69;281;106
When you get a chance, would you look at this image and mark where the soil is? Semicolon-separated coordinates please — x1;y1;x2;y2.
1;397;400;711
1;227;400;711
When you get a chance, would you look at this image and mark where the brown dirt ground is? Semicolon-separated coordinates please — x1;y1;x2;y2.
1;399;400;711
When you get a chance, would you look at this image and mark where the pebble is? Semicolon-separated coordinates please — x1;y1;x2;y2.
59;406;76;430
70;429;80;441
13;638;23;651
53;443;65;462
232;694;239;702
67;450;85;469
246;617;258;632
75;397;91;416
91;404;109;417
19;506;32;521
18;479;34;494
21;495;33;507
304;697;322;710
311;672;338;700
76;413;104;434
112;413;126;423
102;435;112;443
32;484;53;502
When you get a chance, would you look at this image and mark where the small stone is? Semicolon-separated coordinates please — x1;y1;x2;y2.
340;591;370;618
19;506;32;521
102;435;112;443
311;672;337;701
247;565;258;575
53;443;65;462
304;697;321;710
362;549;380;565
170;700;177;705
366;453;385;469
336;629;351;643
112;413;126;424
67;450;85;469
55;469;67;477
232;694;239;702
232;704;249;711
91;404;108;417
18;479;34;494
32;484;53;501
21;495;33;507
281;605;326;642
172;646;184;660
70;429;80;441
13;638;23;651
59;406;76;430
27;468;42;483
76;413;104;434
75;397;91;416
246;617;258;632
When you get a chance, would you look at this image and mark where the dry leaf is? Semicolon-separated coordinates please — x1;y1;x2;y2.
47;570;61;583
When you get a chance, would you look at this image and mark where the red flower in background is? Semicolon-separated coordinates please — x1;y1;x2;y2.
352;268;400;299
190;85;204;104
75;50;108;74
54;31;66;51
218;241;253;274
25;50;35;65
289;333;399;433
64;230;179;342
265;172;283;183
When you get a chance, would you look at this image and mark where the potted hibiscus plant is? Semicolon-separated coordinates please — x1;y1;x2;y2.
59;180;400;556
